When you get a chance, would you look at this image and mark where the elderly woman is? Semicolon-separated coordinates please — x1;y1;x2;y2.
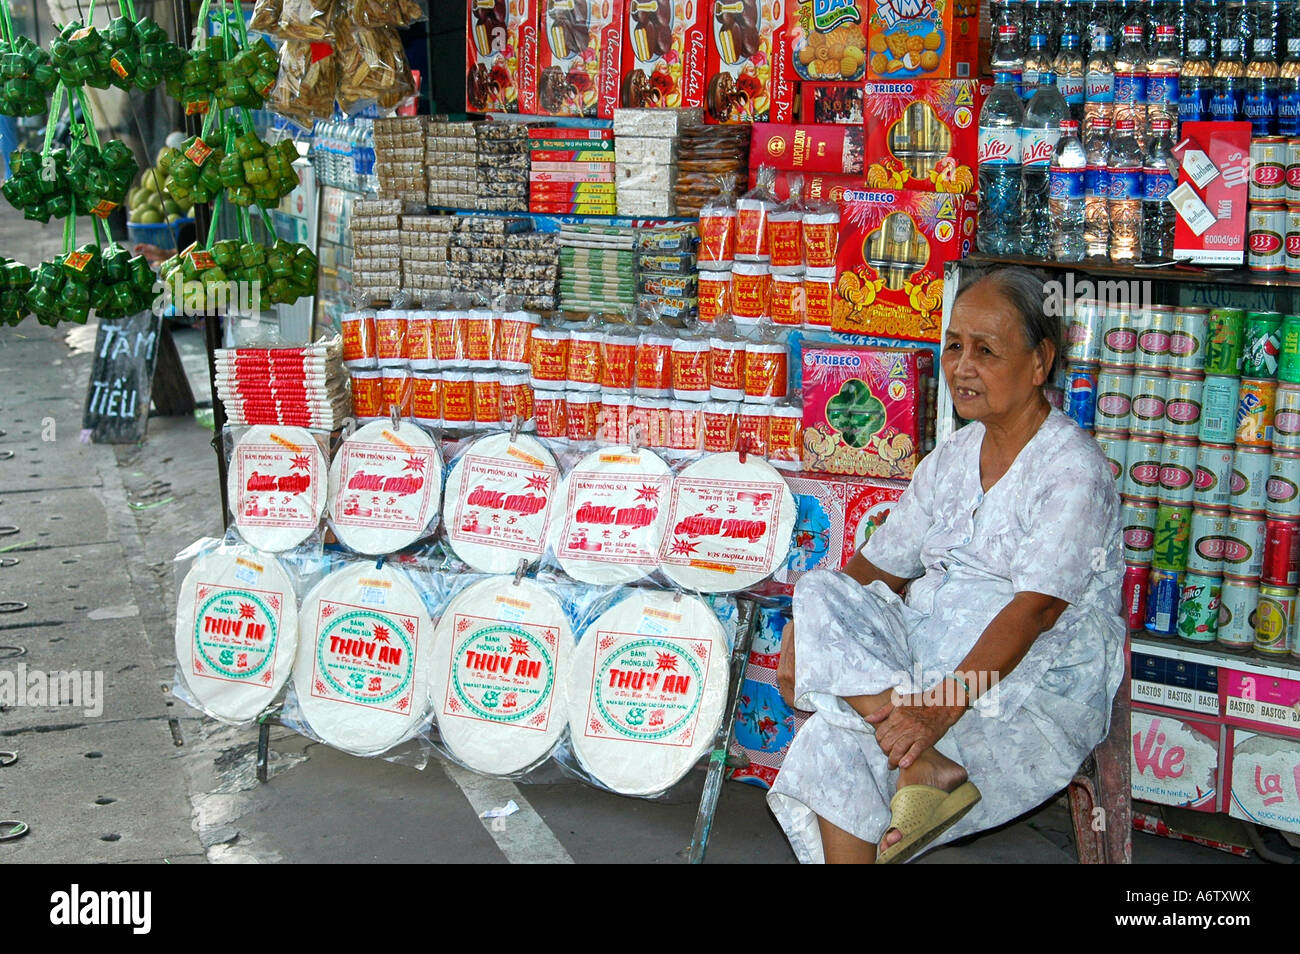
771;267;1124;864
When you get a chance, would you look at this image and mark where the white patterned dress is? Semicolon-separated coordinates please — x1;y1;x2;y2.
768;408;1124;863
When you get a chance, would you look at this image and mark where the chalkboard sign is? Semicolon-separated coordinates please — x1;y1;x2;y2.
81;311;163;444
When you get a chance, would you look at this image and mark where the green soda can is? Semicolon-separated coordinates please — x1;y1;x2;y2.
1280;315;1300;383
1176;572;1222;643
1242;311;1283;379
1205;308;1245;375
1153;503;1193;572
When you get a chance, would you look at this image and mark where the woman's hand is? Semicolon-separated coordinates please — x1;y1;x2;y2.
776;620;796;707
866;693;965;770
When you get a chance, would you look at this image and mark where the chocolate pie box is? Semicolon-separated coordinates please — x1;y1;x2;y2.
527;0;628;118
465;0;537;113
703;0;794;124
618;0;708;109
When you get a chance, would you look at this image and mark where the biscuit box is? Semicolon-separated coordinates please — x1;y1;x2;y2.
529;0;628;118
750;122;865;174
704;0;795;124
861;79;987;193
787;0;867;81
618;0;708;108
466;0;538;112
866;0;978;80
801;344;933;479
832;188;977;342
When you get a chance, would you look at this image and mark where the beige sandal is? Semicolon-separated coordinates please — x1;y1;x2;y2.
875;780;982;864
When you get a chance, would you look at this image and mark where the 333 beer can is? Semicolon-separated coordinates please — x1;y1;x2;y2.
1230;445;1272;513
1095;369;1134;430
1163;373;1204;439
1266;451;1300;518
1224;509;1268;578
1217;576;1260;650
1188;506;1231;574
1123;496;1159;563
1130;371;1169;437
1194;442;1236;508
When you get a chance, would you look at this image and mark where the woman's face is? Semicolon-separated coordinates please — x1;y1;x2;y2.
942;282;1053;425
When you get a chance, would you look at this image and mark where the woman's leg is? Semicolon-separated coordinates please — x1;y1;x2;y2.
819;815;877;864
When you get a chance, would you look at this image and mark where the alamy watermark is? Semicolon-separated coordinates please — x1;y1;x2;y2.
1043;273;1155;318
0;664;103;717
889;665;1000;717
150;276;262;318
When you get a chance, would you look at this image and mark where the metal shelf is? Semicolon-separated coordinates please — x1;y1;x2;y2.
965;252;1300;290
1131;634;1300;682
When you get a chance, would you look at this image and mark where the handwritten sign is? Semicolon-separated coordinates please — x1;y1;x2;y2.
81;311;161;444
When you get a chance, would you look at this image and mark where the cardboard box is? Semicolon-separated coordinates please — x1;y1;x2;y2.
832;188;977;342
1171;121;1251;266
801;344;933;478
530;0;628;118
619;0;708;109
800;81;865;124
1130;709;1223;813
750;122;866;175
1221;667;1300;738
704;0;794;124
866;0;977;80
1227;729;1300;834
1130;647;1220;716
860;79;986;193
787;0;867;81
466;0;537;113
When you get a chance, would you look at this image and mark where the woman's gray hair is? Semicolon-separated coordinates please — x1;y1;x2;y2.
955;266;1063;376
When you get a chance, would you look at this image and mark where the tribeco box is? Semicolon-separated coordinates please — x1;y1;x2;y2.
832;188;977;342
704;0;794;124
618;0;707;108
1130;708;1223;813
1226;729;1300;834
801;344;933;479
861;79;986;193
750;122;865;175
866;0;977;80
530;0;628;118
466;0;538;112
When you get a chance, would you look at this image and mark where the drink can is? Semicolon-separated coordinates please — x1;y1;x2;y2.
1100;306;1138;368
1176;573;1222;643
1248;203;1287;272
1280;316;1300;383
1158;439;1198;506
1194;442;1236;508
1235;377;1277;446
1262;517;1300;585
1136;306;1174;372
1064;363;1099;430
1123;563;1151;631
1224;509;1268;578
1204;308;1245;376
1267;451;1300;518
1254;584;1296;654
1123;496;1159;563
1217;576;1260;650
1152;503;1193;572
1130;371;1169;436
1250;136;1288;202
1094;428;1128;484
1095;368;1133;430
1198;374;1240;443
1230;445;1271;513
1144;568;1183;636
1163;373;1204;439
1066;299;1104;364
1242;310;1283;378
1274;381;1300;448
1122;435;1164;499
1287;208;1300;274
1288;138;1300;204
1168;308;1209;374
1188;506;1231;575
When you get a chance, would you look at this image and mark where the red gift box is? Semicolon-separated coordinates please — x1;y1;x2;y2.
750;122;865;175
618;0;708;109
861;79;986;193
465;0;537;113
529;0;627;118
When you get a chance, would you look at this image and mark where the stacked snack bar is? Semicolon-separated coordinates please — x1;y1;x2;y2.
350;198;403;301
399;214;453;299
476;123;530;212
556;223;637;315
504;231;559;312
612;108;702;218
674;124;750;217
637;224;698;322
425;120;480;208
215;339;351;430
529;126;616;215
372;116;428;206
448;215;529;298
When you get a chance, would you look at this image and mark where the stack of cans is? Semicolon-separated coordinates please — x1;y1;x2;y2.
1246;137;1299;275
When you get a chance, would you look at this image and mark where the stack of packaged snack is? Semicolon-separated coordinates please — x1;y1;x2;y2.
674;123;750;217
556;223;637;314
504;231;559;312
214;338;351;430
372;116;427;207
448;215;530;299
399;214;452;299
424;120;480;208
476;123;530;212
612;107;702;218
349;198;402;301
636;225;698;322
529;126;616;215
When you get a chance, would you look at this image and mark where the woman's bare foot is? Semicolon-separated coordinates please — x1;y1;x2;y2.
879;748;969;851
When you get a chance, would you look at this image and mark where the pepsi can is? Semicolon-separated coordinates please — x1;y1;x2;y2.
1064;364;1099;430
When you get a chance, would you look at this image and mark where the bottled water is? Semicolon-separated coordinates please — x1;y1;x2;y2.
1114;5;1149;148
1056;28;1087;123
1024;31;1053;100
1244;0;1280;135
1085;25;1116;139
1210;3;1246;121
1085;116;1113;259
1180;1;1213;122
1022;68;1069;257
1145;3;1183;137
1281;29;1300;136
978;72;1026;256
991;10;1026;86
1141;117;1178;262
1108;117;1144;263
1050;119;1088;262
